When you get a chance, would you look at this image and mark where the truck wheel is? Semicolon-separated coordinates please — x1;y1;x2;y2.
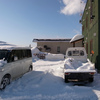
65;76;69;83
89;77;94;82
0;75;10;90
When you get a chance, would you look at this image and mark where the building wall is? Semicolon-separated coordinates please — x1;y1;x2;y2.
98;0;100;71
72;40;83;47
37;42;73;54
75;40;84;47
82;0;99;70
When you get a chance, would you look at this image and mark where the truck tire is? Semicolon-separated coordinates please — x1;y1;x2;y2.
65;76;69;83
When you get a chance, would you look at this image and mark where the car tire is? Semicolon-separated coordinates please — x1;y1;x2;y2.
29;65;33;72
65;75;69;83
89;77;94;82
0;75;10;90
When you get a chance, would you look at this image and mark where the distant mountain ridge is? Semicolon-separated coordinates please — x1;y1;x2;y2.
0;41;7;44
0;41;16;46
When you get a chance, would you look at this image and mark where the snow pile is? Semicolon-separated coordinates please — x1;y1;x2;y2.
31;47;40;58
31;47;47;61
31;47;64;61
45;53;64;60
0;60;7;67
64;58;96;72
31;47;40;54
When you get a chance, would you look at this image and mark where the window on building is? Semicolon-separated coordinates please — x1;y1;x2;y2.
44;45;51;51
57;47;60;53
86;43;88;54
90;40;93;54
90;0;95;22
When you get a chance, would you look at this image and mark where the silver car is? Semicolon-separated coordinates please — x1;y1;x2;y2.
0;47;32;89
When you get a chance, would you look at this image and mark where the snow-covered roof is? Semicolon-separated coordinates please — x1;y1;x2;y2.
70;34;84;43
33;39;71;42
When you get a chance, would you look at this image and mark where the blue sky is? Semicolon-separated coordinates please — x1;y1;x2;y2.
0;0;86;47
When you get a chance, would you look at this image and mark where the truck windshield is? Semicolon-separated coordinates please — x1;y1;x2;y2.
0;50;10;60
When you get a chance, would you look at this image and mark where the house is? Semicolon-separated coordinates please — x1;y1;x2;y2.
33;39;73;54
82;0;100;72
70;34;84;47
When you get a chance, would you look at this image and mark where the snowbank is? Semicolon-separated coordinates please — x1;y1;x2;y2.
0;60;99;100
64;58;96;72
31;47;64;61
31;47;40;58
45;53;64;60
31;47;40;54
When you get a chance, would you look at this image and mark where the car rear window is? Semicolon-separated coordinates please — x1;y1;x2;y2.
67;50;84;56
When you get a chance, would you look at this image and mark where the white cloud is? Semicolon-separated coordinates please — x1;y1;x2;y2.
60;0;86;15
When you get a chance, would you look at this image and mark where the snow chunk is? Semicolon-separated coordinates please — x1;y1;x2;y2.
64;58;82;70
64;58;96;72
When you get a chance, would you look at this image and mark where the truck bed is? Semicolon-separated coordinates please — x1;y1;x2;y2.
64;58;96;82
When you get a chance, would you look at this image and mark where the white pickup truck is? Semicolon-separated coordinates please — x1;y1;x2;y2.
64;47;96;83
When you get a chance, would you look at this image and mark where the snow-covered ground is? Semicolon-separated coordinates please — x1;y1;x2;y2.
0;59;100;100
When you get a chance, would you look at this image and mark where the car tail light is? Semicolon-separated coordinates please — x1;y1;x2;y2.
65;73;70;75
89;72;95;75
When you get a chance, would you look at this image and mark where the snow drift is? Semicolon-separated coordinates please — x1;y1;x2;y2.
31;47;64;60
46;53;64;60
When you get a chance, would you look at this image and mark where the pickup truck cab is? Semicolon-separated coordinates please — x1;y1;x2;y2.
64;47;96;83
